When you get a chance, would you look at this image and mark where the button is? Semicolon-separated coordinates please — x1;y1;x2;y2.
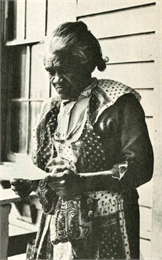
88;210;93;217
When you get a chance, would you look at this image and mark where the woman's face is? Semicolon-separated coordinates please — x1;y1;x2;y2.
47;53;91;100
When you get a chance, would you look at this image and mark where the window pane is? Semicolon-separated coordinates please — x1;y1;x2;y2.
28;102;42;154
30;44;50;99
6;0;16;41
6;0;25;41
11;46;28;98
11;102;28;153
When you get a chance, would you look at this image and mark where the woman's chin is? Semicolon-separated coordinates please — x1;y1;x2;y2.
57;90;77;100
58;92;72;100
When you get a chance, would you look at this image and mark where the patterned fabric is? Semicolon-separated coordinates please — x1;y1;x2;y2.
32;79;141;168
29;79;141;260
50;195;96;245
50;110;130;259
36;179;58;214
90;79;141;124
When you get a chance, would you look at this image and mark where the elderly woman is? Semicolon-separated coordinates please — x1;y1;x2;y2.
12;21;153;260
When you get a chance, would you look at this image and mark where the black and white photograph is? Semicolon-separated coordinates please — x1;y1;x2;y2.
0;0;162;259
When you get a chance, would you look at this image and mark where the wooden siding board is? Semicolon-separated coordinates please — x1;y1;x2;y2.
47;0;76;36
138;89;155;116
138;179;153;208
145;117;156;145
77;0;156;17
78;5;157;38
93;63;158;92
140;239;151;260
99;34;156;63
140;207;151;240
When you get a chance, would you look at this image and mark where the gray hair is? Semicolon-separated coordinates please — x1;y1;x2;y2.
43;21;107;73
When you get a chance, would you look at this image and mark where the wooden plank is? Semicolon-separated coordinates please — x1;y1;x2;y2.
99;33;156;63
0;162;48;183
8;253;26;259
9;224;34;237
93;72;156;116
138;179;153;208
30;44;50;99
140;239;151;260
0;189;37;205
6;38;40;46
137;89;155;117
47;0;76;35
140;206;151;240
77;0;156;17
9;201;42;231
145;117;156;144
93;62;158;90
26;0;46;39
78;4;157;38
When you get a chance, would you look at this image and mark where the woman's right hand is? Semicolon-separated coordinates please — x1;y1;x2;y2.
48;169;81;198
45;158;81;198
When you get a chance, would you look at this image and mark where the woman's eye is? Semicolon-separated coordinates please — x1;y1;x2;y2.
49;70;56;78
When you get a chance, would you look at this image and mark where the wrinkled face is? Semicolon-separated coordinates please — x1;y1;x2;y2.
46;53;91;100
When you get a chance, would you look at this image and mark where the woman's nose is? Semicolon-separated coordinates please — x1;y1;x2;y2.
52;72;63;84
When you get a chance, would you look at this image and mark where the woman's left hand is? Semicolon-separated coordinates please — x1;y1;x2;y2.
11;178;36;197
47;169;82;199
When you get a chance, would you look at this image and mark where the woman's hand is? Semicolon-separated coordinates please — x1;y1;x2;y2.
11;178;38;198
44;157;81;199
47;169;82;199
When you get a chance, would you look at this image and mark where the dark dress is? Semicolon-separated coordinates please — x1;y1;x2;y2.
28;79;153;260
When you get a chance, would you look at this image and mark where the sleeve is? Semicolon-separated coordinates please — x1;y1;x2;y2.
86;93;153;192
115;93;154;188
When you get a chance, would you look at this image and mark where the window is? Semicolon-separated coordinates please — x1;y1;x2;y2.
9;45;49;155
1;0;75;160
